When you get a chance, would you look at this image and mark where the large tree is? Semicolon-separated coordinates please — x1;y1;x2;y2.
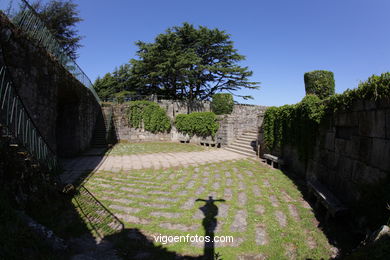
130;23;259;101
32;0;83;60
94;64;136;101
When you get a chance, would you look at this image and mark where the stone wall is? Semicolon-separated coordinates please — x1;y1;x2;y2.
306;99;390;205
218;104;267;146
158;99;210;119
113;101;266;145
259;97;390;225
0;13;100;157
112;105;171;142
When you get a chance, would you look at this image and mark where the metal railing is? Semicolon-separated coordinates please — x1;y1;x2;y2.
0;66;57;171
1;0;101;103
74;185;124;238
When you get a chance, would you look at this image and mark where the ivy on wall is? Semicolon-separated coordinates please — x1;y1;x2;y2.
175;112;219;137
126;101;171;133
263;72;390;161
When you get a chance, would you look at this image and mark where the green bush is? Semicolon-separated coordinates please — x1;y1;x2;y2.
211;93;234;115
175;112;219;137
304;70;335;99
127;101;171;133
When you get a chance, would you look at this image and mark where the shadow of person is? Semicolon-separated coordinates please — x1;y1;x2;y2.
196;196;226;260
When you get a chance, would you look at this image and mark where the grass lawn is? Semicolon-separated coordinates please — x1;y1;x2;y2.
108;142;211;156
78;158;333;259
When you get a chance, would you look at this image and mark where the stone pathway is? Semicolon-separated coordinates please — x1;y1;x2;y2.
60;149;246;184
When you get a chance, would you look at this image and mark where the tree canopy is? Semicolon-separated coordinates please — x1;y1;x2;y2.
130;23;259;101
32;0;83;60
94;64;136;101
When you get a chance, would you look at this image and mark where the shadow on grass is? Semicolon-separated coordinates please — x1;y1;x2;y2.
68;186;228;259
277;166;363;259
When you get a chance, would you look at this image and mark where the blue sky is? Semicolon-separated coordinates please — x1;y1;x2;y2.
60;0;390;105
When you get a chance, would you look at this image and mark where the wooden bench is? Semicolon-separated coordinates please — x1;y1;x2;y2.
307;179;347;221
263;154;284;169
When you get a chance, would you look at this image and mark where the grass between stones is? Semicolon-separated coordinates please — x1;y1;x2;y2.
107;142;212;156
79;158;333;259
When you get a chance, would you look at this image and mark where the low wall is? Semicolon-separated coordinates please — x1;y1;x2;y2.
112;102;266;145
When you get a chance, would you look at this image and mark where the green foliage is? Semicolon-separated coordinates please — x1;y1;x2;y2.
211;93;234;115
175;112;219;137
263;72;390;161
32;0;83;60
115;90;135;104
263;95;325;160
304;70;335;99
94;64;136;101
130;23;259;101
127;101;171;133
326;72;390;112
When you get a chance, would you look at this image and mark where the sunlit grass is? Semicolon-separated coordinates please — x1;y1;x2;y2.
108;142;212;156
82;158;332;259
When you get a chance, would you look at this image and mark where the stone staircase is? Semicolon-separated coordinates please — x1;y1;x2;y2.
224;131;258;157
90;113;108;148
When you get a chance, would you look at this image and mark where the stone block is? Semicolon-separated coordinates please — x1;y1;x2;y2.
345;136;360;159
351;100;364;112
370;138;390;172
364;100;377;111
351;160;367;184
358;110;386;138
335;112;358;126
358;137;372;164
387;110;390;139
361;166;387;185
378;97;390;109
334;138;347;155
335;156;354;182
324;132;335;151
324;151;337;170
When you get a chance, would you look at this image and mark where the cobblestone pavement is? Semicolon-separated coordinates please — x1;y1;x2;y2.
60;149;247;184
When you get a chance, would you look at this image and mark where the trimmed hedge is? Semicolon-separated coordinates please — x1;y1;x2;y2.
127;101;171;133
263;72;390;161
211;93;234;115
175;112;219;137
304;70;335;99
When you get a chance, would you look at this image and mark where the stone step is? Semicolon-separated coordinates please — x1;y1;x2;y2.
224;147;257;157
237;136;257;142
230;142;255;151
234;140;254;147
91;143;107;146
228;144;256;154
242;133;257;138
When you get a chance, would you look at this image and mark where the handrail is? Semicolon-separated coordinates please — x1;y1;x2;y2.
0;66;58;172
1;0;101;103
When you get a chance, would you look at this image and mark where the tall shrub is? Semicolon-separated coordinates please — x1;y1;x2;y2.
175;112;219;137
127;101;171;133
211;93;234;115
304;70;335;99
